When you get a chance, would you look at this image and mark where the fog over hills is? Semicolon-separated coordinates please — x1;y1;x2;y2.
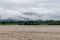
0;11;60;21
0;0;60;21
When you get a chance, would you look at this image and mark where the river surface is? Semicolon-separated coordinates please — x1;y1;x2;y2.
0;25;60;32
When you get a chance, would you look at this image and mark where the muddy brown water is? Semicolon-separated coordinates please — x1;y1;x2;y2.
0;25;60;32
0;25;60;40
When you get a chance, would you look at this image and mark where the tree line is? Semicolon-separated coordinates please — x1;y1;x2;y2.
0;19;60;25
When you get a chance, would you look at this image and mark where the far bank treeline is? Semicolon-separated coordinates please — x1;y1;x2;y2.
0;19;60;25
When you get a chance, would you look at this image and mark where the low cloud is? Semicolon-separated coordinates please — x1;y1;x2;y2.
0;0;60;20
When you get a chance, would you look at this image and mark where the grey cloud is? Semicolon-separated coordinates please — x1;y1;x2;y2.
0;0;60;20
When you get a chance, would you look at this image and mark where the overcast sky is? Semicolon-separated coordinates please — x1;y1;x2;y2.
0;0;60;20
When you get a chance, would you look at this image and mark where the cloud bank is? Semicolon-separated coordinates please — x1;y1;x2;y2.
0;0;60;20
